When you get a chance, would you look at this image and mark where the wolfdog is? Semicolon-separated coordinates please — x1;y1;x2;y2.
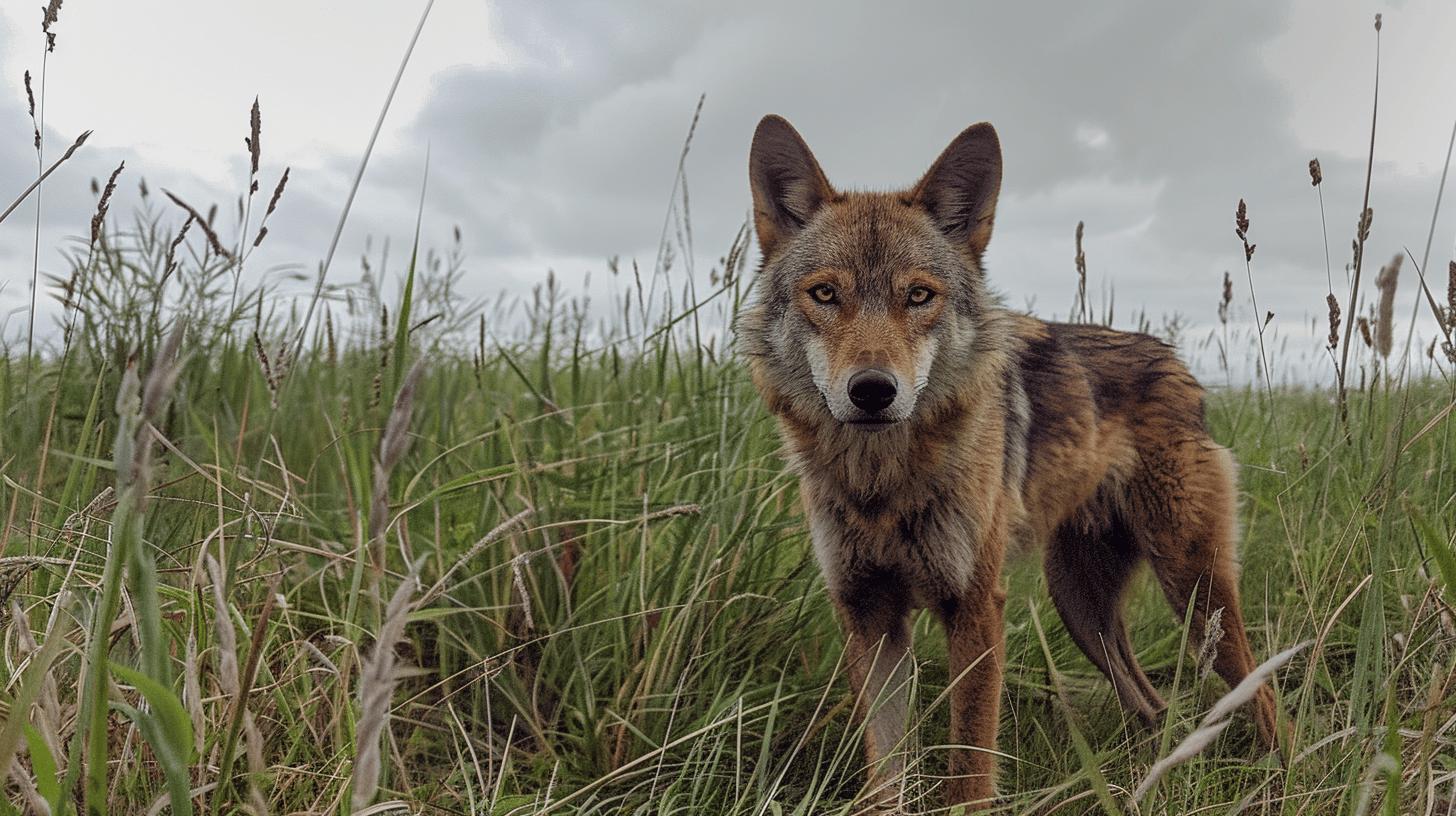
737;114;1280;809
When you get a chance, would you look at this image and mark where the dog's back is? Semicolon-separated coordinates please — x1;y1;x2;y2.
1003;315;1279;743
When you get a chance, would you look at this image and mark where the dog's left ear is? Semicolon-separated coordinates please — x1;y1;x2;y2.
911;123;1002;259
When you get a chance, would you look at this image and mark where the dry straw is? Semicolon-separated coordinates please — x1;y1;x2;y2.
1133;640;1310;801
1373;253;1401;359
352;562;423;810
1073;221;1088;322
0;130;90;227
368;359;425;581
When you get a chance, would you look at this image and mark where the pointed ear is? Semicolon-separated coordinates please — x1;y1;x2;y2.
749;115;834;258
911;122;1002;259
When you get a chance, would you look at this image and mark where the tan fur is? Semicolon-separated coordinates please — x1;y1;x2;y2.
739;115;1281;810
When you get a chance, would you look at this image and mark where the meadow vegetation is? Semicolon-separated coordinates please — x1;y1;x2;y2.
2;7;1455;815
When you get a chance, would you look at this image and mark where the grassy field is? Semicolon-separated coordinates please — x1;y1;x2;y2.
3;8;1456;813
1;195;1454;816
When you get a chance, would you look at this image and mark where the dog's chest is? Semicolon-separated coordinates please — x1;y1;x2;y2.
804;479;982;608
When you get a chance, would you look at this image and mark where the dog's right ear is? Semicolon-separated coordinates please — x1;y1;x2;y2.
749;115;834;259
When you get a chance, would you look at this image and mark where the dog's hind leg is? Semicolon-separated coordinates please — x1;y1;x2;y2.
1045;515;1167;728
1133;443;1281;751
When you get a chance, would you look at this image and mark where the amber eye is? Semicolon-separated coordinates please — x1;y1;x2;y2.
908;285;935;306
808;283;838;304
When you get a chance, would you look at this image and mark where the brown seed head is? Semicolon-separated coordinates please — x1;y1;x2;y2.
1325;293;1341;350
1447;259;1455;331
1308;158;1322;186
41;0;62;51
163;190;232;259
24;71;39;149
1374;254;1401;359
90;161;123;249
245;97;261;193
1357;316;1373;347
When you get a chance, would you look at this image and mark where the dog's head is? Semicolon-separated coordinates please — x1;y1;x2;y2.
738;115;1002;430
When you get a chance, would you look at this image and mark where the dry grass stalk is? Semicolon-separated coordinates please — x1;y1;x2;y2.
244;714;268;816
253;331;280;407
162;190;232;259
1134;640;1310;801
183;630;205;756
90;161;123;250
368;360;425;581
1373;253;1401;359
1194;606;1225;682
6;756;48;814
424;507;535;603
8;600;63;769
203;553;265;808
206;555;239;701
252;167;290;248
352;564;423;810
1074;221;1088;322
163;215;193;282
0;129;91;227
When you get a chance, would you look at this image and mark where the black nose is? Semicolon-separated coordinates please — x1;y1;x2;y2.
848;369;898;413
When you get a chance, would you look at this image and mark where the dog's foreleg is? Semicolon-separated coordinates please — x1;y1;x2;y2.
837;594;913;808
939;580;1005;809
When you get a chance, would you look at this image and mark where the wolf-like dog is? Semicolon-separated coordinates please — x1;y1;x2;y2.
737;115;1280;809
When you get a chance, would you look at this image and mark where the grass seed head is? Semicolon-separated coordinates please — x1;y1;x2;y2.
352;565;422;810
1373;254;1401;359
89;161;123;250
41;0;62;50
24;70;39;149
1308;157;1322;186
1326;293;1341;350
1218;271;1233;326
246;97;261;190
1235;199;1255;261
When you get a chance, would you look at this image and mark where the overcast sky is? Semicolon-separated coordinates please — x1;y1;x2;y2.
2;0;1454;380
